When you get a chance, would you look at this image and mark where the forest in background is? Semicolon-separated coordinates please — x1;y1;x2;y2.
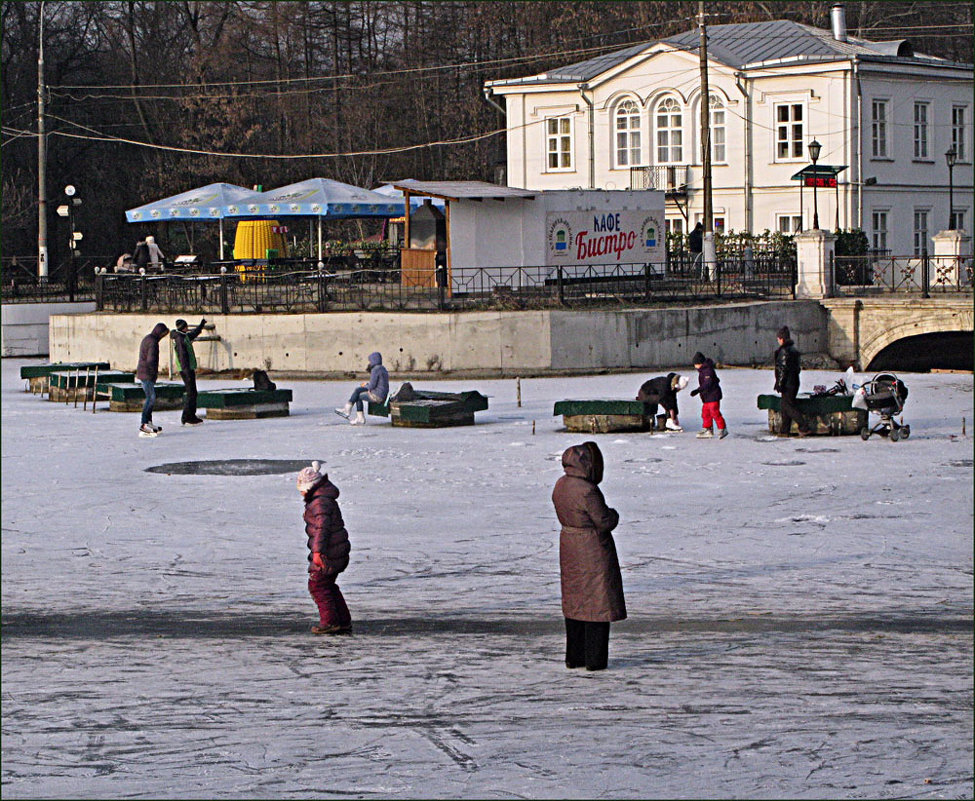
2;1;972;268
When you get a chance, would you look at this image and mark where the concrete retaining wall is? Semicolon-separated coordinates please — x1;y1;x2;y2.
2;301;97;357
48;300;826;376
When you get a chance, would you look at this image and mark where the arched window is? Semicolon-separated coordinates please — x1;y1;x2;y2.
614;99;642;167
655;97;683;164
708;95;726;164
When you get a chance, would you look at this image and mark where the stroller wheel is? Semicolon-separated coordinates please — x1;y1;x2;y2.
860;427;871;441
901;425;911;439
890;427;901;442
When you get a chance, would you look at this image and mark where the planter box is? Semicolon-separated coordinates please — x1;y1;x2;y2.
48;370;133;402
554;399;654;433
196;387;293;419
20;361;111;394
756;393;868;435
369;390;489;427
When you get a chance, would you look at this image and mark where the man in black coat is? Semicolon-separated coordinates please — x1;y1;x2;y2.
172;318;206;426
774;326;810;436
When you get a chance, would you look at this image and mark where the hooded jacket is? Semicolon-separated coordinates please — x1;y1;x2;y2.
695;358;723;404
365;351;389;402
303;475;350;576
774;338;801;393
136;323;169;382
551;442;626;623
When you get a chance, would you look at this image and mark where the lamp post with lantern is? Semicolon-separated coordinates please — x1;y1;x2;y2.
945;145;957;229
807;139;822;230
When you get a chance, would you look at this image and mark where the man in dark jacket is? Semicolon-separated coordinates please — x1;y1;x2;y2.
688;221;704;277
636;372;688;431
774;326;810;436
172;318;206;425
135;322;169;437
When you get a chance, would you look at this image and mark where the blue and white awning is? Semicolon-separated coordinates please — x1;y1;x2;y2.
222;178;404;219
125;183;254;222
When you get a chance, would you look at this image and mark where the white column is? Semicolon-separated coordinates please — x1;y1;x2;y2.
932;229;972;288
794;229;836;299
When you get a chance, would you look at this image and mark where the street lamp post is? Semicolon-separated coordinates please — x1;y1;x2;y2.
945;145;957;229
808;139;822;230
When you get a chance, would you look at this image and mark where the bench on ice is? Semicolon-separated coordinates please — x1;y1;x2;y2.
92;381;185;413
48;369;134;403
756;394;868;435
554;399;656;433
21;361;110;395
368;389;489;428
196;387;293;419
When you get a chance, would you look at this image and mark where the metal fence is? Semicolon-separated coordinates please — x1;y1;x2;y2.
834;253;973;296
91;256;796;314
1;257;101;303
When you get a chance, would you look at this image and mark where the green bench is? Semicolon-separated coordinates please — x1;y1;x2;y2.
554;399;656;433
48;369;134;403
93;381;186;413
20;361;111;395
196;387;293;419
369;390;489;427
757;393;868;435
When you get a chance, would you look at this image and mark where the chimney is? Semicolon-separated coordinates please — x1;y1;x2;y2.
831;4;848;42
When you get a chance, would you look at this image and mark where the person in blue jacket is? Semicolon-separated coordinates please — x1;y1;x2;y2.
335;351;389;425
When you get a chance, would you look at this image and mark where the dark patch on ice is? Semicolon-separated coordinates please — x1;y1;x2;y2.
2;610;970;640
947;459;973;468
760;460;806;467
795;448;840;454
145;459;323;476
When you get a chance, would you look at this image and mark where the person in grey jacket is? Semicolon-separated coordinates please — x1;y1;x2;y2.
335;351;389;426
135;322;169;437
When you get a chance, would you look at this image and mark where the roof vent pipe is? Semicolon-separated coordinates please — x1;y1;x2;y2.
831;4;848;42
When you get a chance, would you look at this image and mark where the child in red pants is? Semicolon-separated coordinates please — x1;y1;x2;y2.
297;461;353;635
690;351;728;439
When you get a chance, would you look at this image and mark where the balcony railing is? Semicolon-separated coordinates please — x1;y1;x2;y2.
834;253;973;296
629;165;689;193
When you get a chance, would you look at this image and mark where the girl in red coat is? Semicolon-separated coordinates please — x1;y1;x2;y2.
297;461;352;635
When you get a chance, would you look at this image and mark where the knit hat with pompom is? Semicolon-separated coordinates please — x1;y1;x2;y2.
296;461;324;493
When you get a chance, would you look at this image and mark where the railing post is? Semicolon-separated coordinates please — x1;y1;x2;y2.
557;266;565;305
921;251;930;298
716;258;722;297
140;274;148;311
220;272;230;314
317;268;327;313
94;270;104;310
644;262;651;300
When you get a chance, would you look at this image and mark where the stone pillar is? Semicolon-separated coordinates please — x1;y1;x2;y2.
794;229;836;299
932;229;972;288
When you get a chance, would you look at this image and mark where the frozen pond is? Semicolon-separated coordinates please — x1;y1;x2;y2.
2;358;972;799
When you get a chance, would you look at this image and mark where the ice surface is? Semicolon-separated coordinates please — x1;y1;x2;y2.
2;359;972;799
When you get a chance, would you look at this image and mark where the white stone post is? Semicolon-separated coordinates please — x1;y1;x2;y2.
794;229;836;299
932;229;972;288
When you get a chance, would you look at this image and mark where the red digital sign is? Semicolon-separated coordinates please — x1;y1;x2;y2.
804;177;837;188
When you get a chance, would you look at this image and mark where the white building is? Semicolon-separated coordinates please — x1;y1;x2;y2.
484;5;974;255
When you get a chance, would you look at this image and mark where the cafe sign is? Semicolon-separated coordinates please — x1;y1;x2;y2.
546;210;663;266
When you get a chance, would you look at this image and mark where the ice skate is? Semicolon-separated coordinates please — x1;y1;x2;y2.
311;623;353;636
182;417;204;426
696;427;714;439
718;427;728;439
138;423;159;438
350;410;366;426
665;419;683;432
334;403;352;420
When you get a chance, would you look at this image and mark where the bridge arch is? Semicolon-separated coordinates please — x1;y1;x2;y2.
857;300;973;369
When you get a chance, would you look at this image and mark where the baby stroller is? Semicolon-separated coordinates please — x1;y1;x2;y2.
859;372;910;441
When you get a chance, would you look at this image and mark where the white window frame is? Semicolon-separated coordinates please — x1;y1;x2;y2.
776;214;804;234
693;212;726;232
774;102;805;161
950;208;966;232
708;95;726;164
655;97;683;165
871;209;889;252
913;102;930;160
614;99;642;168
913;208;930;255
871;99;890;159
545;116;574;172
952;105;967;162
666;217;684;235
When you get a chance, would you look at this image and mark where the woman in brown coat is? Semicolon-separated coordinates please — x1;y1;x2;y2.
552;441;626;671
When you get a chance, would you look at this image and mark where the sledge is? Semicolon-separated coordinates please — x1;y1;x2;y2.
369;389;489;427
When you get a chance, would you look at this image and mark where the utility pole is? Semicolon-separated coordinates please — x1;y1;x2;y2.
37;1;48;281
698;1;716;278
